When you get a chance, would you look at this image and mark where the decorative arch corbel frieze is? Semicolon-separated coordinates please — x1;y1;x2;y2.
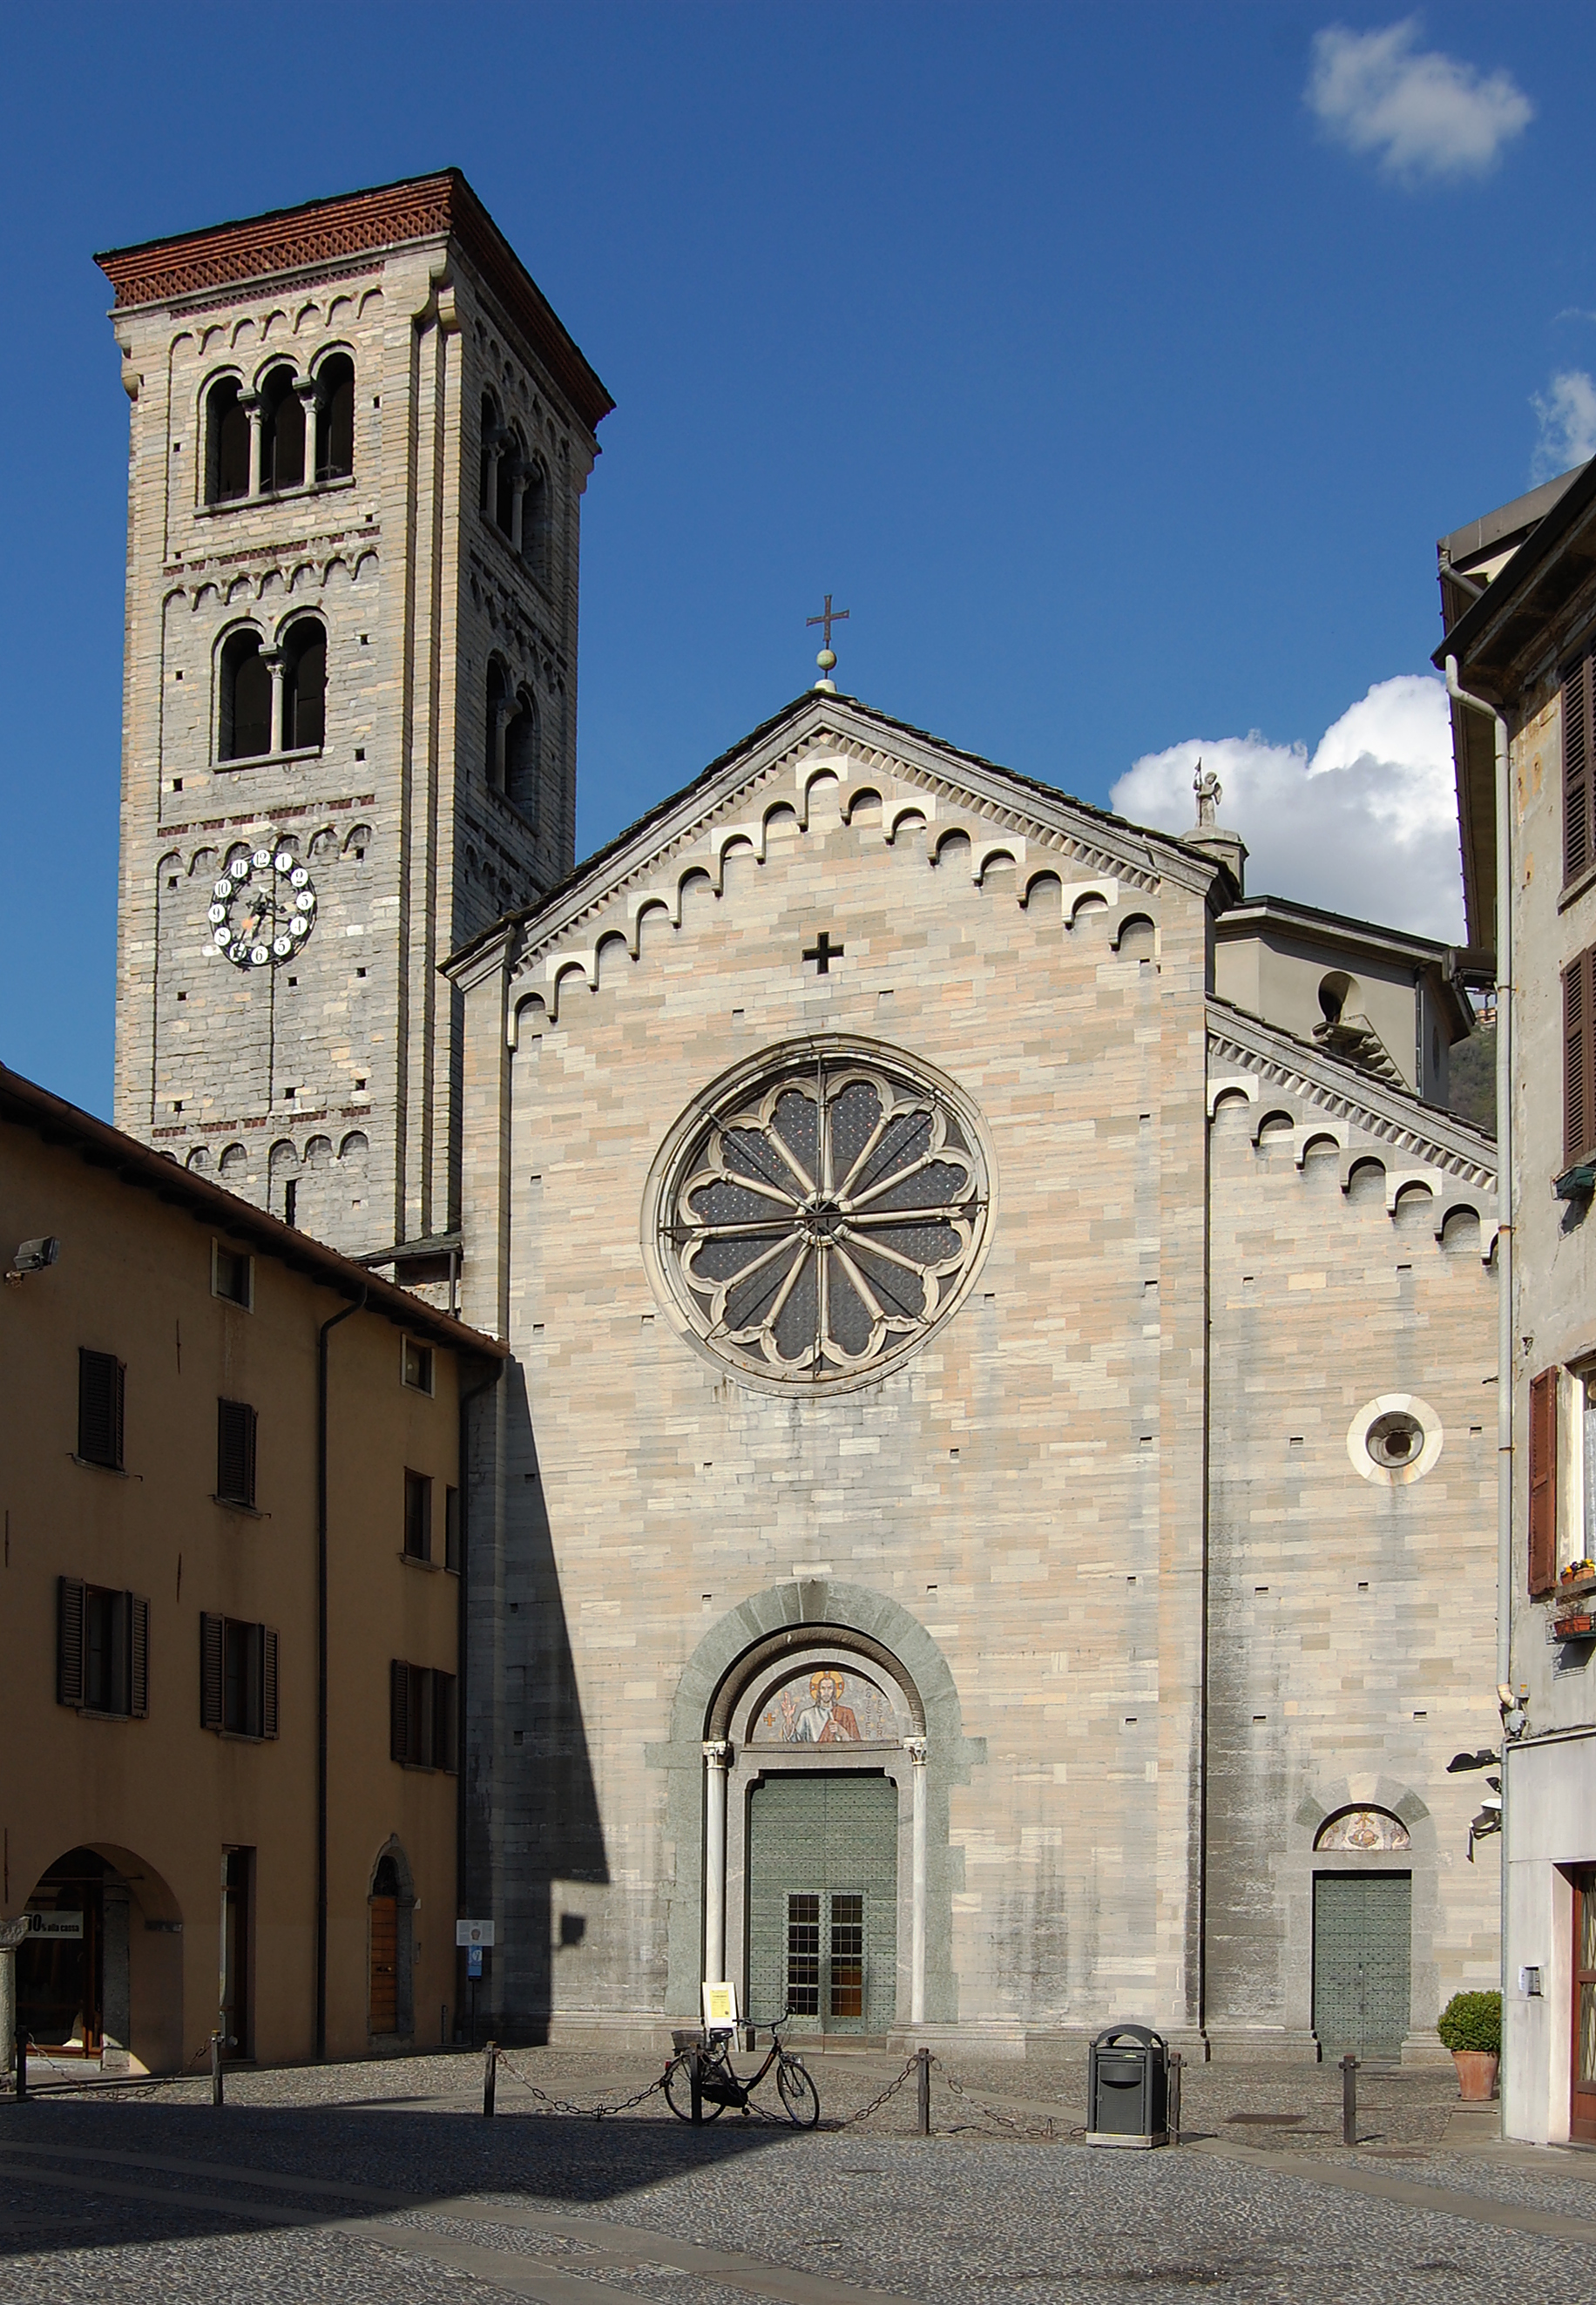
503;732;1166;1035
1207;1011;1498;1261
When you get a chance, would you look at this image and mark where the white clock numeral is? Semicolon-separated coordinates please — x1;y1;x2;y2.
274;850;294;872
231;860;250;882
290;916;308;937
273;936;293;956
290;867;309;888
213;879;233;900
294;892;315;912
252;848;272;869
250;946;269;966
207;903;227;924
213;925;232;945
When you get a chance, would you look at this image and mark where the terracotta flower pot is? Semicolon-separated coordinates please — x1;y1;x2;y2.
1451;2050;1498;2101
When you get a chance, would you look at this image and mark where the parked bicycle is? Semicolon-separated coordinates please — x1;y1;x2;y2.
664;2011;820;2127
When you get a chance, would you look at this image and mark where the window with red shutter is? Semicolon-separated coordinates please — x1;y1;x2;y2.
1566;652;1594;887
1566;950;1594;1169
1529;1368;1559;1597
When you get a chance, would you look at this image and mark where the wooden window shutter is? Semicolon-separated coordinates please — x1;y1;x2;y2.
57;1576;85;1707
1566;950;1594;1166
1567;652;1593;885
129;1593;150;1720
261;1626;279;1740
1529;1368;1559;1598
434;1670;457;1773
390;1658;410;1763
217;1399;257;1506
78;1348;125;1469
200;1612;225;1730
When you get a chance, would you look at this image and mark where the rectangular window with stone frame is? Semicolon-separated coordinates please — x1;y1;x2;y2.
390;1660;456;1770
58;1578;149;1718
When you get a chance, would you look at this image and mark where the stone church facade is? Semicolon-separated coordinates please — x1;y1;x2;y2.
104;175;1502;2059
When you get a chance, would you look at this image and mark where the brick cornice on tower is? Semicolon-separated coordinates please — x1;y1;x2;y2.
96;168;613;436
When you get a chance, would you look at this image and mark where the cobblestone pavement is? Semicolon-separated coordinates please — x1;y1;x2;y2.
2;2047;1594;2304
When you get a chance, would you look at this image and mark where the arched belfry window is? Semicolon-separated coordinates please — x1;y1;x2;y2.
259;365;304;493
504;688;539;818
495;429;520;537
314;354;355;482
479;394;503;520
519;456;548;571
282;619;326;751
206;377;249;504
219;630;272;761
485;659;510;791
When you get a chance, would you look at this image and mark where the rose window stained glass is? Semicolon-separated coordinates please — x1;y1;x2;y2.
654;1050;990;1384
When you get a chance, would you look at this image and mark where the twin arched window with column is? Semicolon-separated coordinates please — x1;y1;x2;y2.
479;393;548;571
484;659;539;818
218;618;327;761
204;354;355;507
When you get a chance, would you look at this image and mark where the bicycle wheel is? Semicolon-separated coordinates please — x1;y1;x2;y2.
776;2056;820;2128
664;2054;725;2121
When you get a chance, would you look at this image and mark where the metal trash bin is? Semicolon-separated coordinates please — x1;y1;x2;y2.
1085;2024;1169;2147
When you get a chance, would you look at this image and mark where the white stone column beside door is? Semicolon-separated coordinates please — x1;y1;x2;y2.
703;1740;730;1984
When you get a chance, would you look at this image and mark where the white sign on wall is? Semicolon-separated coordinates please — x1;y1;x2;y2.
456;1918;495;1948
27;1913;84;1940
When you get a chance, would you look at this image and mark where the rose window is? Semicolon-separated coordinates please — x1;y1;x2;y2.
653;1048;991;1385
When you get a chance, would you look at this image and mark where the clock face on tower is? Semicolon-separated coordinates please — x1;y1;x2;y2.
207;845;319;970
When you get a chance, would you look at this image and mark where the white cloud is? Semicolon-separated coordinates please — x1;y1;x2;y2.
1109;674;1464;943
1532;370;1596;483
1307;18;1532;182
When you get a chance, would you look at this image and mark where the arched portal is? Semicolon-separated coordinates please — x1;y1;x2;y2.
658;1579;984;2037
17;1844;182;2075
705;1619;931;2035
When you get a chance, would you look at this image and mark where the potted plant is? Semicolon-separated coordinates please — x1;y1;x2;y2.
1437;1990;1501;2100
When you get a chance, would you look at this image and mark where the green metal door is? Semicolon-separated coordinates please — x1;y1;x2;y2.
747;1773;897;2033
1313;1873;1411;2057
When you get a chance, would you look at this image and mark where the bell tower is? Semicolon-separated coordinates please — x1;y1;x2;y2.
100;172;612;1268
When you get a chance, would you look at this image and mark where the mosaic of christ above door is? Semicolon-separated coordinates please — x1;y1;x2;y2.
749;1666;898;1745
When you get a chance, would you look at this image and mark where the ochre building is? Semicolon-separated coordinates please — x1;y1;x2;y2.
0;1066;503;2075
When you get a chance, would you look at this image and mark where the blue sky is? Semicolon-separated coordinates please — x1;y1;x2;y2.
1;3;1589;1112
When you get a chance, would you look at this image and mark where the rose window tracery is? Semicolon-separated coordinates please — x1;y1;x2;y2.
652;1048;991;1386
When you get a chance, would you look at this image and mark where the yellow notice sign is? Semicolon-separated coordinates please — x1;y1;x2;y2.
701;1981;738;2032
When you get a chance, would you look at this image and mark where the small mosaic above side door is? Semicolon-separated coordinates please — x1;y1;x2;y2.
749;1666;898;1744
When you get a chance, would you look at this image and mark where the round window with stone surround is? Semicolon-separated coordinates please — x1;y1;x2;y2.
646;1040;992;1391
1347;1392;1444;1485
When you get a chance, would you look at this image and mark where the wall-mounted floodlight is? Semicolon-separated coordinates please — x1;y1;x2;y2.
1447;1748;1498;1772
4;1236;60;1286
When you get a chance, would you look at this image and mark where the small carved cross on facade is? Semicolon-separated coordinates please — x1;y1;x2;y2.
803;929;844;975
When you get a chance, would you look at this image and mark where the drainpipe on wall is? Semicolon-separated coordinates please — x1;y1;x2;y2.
1444;658;1513;1992
456;1354;503;2033
315;1286;366;2062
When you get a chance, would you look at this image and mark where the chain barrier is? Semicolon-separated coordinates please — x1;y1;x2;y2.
936;2060;1065;2140
829;2054;920;2129
12;2029;225;2101
491;2046;673;2121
